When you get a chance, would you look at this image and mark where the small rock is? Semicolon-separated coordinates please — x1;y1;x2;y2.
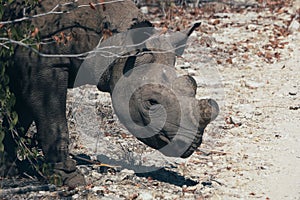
244;80;264;89
231;116;242;125
174;16;180;21
120;169;135;175
260;165;268;170
254;110;262;116
244;112;253;119
183;185;198;193
91;171;102;179
225;116;242;126
137;192;153;200
78;165;90;175
72;194;79;199
120;169;135;180
246;24;257;31
188;69;197;76
92;186;106;195
140;6;148;14
289;90;297;96
207;162;214;167
227;164;232;170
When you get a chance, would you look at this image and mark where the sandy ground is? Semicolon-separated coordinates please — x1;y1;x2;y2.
1;1;299;199
68;3;300;198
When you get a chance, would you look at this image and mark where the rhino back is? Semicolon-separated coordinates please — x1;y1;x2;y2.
4;0;146;88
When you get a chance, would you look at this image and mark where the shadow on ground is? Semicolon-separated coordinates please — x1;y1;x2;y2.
92;154;198;187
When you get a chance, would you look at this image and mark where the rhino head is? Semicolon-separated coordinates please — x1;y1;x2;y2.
102;61;219;158
78;22;219;158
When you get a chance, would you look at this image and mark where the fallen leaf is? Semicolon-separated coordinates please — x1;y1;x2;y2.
274;52;280;59
102;29;112;40
60;31;65;40
85;184;93;190
53;35;60;43
264;51;273;60
120;132;128;139
128;193;138;200
31;27;39;37
226;58;233;64
243;54;249;60
256;51;264;57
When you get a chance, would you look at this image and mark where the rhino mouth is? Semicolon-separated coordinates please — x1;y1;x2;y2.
137;127;204;158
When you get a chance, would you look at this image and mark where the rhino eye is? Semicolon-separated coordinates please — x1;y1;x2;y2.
143;99;159;109
148;99;158;105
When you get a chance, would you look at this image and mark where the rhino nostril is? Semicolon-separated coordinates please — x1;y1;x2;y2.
196;98;219;124
158;131;171;144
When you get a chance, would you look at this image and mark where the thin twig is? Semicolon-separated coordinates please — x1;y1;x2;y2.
0;34;187;59
69;153;121;169
199;148;231;156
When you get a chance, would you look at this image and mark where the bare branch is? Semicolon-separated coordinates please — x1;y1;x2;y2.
0;184;56;196
0;0;125;25
0;33;186;59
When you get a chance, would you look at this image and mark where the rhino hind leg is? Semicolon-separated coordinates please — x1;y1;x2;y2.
1;101;34;177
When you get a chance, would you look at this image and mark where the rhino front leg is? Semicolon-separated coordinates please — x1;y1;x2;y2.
35;113;69;164
29;67;70;164
28;66;85;187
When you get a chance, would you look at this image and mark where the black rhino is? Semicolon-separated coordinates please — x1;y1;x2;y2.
0;0;219;187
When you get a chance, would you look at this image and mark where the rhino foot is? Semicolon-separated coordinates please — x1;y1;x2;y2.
53;159;86;188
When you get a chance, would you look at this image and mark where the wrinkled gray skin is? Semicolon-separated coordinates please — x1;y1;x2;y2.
1;0;218;187
97;47;219;158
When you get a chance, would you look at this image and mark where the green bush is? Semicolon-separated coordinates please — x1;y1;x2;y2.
0;0;16;154
0;1;58;183
0;0;39;161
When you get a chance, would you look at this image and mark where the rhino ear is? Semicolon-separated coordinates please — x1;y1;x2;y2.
129;19;154;29
169;22;201;56
97;65;112;92
172;75;197;97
